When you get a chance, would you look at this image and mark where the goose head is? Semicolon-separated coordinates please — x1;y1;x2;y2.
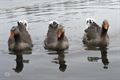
102;20;109;30
10;26;21;42
57;25;65;40
101;20;109;37
49;20;59;29
17;20;28;30
10;26;20;37
86;18;95;26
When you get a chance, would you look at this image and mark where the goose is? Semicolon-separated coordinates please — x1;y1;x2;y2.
8;21;33;51
44;21;69;51
83;18;109;48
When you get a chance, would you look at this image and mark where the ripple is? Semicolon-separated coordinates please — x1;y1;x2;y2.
0;0;120;79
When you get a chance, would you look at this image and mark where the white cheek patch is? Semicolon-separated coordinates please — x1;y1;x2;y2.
23;20;28;30
86;18;95;27
18;20;28;30
18;20;23;23
86;18;95;24
49;20;59;25
49;21;54;25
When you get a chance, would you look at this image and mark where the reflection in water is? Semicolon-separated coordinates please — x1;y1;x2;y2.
9;51;32;73
13;54;24;73
48;51;67;72
0;0;119;80
100;47;109;69
87;47;109;69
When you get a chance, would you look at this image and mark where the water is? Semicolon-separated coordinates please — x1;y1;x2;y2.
0;0;120;80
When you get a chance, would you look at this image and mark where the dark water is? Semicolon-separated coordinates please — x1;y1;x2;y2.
0;0;120;80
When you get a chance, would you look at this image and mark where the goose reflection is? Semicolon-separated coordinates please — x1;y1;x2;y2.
9;51;32;73
48;51;67;72
87;47;109;69
13;54;24;73
100;47;109;69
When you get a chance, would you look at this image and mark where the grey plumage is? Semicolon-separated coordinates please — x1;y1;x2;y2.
44;21;69;51
83;19;109;48
8;21;33;52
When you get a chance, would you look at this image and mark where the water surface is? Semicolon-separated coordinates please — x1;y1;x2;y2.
0;0;120;80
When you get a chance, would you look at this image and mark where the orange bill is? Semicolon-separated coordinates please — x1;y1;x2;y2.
57;31;62;38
